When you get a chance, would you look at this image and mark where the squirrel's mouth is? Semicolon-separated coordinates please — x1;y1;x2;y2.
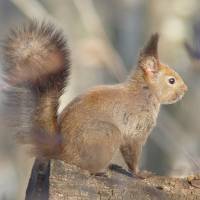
164;91;185;105
171;92;185;103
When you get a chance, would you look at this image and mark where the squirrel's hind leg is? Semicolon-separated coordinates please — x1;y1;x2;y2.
63;121;121;174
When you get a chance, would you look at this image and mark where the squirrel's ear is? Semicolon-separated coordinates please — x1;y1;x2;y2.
140;33;159;59
139;33;160;76
139;57;159;77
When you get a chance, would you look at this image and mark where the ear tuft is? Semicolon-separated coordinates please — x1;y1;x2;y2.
141;33;159;58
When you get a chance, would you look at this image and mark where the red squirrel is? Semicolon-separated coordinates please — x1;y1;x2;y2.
3;21;187;177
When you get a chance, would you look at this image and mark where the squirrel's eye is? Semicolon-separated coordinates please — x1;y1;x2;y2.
168;77;175;85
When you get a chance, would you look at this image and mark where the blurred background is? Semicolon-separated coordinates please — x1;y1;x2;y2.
0;0;200;199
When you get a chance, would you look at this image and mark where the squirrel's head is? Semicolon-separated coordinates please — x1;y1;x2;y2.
138;33;187;104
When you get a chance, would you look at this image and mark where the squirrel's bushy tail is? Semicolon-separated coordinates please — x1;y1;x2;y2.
3;21;70;158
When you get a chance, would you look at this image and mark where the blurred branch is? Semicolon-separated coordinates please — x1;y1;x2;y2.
73;0;106;37
73;0;127;81
9;0;70;35
10;0;54;20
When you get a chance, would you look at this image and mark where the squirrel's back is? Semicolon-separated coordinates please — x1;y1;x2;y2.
3;21;70;158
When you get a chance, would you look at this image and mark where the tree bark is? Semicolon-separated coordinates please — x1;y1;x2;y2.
26;159;200;200
25;159;50;200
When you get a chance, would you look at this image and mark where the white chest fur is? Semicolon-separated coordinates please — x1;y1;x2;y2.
113;101;160;143
122;110;158;140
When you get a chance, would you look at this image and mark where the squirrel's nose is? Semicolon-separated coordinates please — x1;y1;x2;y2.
181;84;188;92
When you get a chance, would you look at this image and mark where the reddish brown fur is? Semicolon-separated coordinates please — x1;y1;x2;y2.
3;23;187;175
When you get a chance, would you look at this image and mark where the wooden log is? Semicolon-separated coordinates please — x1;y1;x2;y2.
26;159;200;200
25;159;50;200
